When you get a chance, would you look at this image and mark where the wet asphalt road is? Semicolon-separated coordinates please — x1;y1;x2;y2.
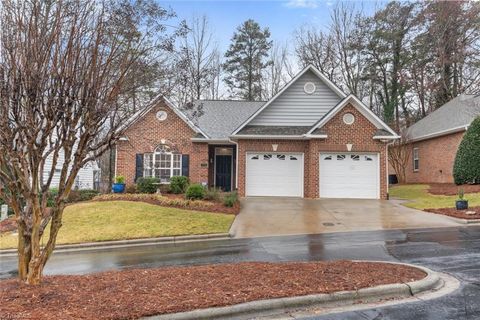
1;226;480;319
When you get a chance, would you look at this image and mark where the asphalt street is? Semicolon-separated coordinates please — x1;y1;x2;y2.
2;226;480;319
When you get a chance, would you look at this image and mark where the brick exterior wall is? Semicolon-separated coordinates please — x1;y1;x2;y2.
236;104;389;199
117;101;389;199
403;131;464;184
116;101;209;186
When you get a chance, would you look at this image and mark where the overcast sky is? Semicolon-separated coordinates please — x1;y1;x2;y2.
163;0;383;53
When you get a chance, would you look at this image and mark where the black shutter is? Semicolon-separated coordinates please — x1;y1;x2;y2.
135;154;144;182
182;154;189;177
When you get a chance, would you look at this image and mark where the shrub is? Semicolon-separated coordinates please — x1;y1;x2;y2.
185;183;205;200
114;176;125;184
67;190;81;203
136;177;160;194
93;193;214;210
223;191;238;207
204;187;221;201
453;117;480;185
78;189;99;202
170;176;189;194
47;188;59;207
125;184;137;194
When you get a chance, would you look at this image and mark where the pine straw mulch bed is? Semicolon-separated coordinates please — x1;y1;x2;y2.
425;206;480;220
0;261;426;320
428;183;480;196
93;193;240;215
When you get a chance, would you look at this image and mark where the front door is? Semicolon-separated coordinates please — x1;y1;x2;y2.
215;148;233;192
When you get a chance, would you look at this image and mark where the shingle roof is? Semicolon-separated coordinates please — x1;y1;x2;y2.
237;125;312;136
407;95;480;140
181;100;265;139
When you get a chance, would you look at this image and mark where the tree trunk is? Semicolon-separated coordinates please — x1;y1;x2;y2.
17;225;31;281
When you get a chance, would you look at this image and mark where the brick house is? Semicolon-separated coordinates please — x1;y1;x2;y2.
397;94;480;184
116;65;399;199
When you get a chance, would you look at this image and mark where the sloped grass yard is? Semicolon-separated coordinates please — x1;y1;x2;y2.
0;201;234;249
390;184;480;209
0;261;426;320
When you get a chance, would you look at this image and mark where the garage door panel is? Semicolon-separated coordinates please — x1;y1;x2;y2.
319;153;379;199
246;153;303;197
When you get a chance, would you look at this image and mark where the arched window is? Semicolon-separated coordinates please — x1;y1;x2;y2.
143;144;182;183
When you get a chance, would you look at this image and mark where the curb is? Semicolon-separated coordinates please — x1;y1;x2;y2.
437;214;480;225
142;261;442;320
0;233;230;256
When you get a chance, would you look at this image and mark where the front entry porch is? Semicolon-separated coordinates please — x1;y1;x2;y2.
208;145;236;192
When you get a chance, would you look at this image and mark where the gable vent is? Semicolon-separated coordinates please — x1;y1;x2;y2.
304;82;316;94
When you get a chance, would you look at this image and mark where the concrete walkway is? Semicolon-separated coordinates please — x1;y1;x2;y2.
230;198;459;238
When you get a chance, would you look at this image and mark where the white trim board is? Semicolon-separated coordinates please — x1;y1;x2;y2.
232;65;347;136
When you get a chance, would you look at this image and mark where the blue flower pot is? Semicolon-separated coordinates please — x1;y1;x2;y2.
456;200;468;210
112;183;125;193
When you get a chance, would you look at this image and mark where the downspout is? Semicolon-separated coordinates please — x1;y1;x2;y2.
114;144;118;180
229;138;239;190
385;140;396;200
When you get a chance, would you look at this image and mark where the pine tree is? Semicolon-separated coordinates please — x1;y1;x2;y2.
223;19;272;101
453;117;480;185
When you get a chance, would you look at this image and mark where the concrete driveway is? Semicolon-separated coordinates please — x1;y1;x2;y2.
230;198;459;238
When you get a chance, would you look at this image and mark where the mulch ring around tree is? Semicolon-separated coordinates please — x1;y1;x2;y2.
425;206;480;220
0;261;426;320
428;183;480;196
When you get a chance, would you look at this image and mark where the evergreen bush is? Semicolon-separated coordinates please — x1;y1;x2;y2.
453;117;480;185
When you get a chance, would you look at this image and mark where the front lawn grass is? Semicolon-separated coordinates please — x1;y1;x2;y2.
390;184;480;210
0;201;234;249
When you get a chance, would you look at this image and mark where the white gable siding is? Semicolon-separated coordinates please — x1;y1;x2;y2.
250;71;342;126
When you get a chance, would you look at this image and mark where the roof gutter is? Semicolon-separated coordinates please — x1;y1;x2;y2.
373;135;401;140
409;125;469;143
190;138;234;144
302;134;328;139
230;134;310;140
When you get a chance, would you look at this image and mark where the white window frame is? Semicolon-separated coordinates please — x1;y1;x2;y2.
143;145;182;183
413;148;419;172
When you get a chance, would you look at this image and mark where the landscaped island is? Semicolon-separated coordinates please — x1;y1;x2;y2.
0;261;426;319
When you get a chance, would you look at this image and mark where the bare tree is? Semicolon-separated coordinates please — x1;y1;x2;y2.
330;3;370;98
174;15;219;105
295;25;337;81
261;42;292;99
0;0;176;284
206;50;223;100
389;133;412;184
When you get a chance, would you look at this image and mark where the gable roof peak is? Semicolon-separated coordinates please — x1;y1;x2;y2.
231;65;347;135
306;94;399;137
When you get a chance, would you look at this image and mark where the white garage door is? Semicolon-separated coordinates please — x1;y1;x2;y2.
246;153;303;197
319;153;379;199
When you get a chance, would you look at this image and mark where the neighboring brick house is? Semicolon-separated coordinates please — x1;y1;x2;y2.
397;95;480;184
116;65;399;199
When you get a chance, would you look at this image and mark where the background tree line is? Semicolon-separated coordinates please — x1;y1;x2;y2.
152;0;479;132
